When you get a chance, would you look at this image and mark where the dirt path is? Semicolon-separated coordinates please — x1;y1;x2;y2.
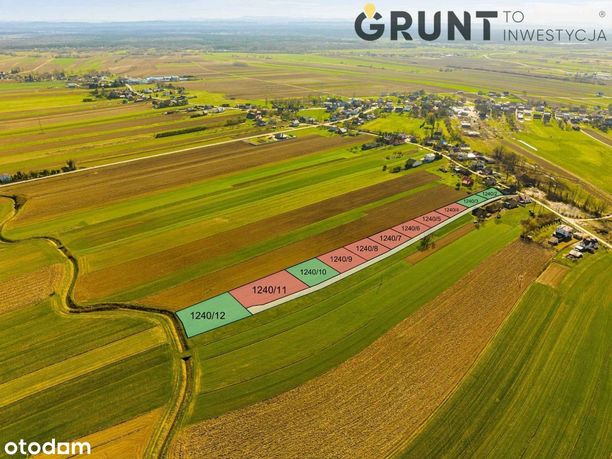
173;241;551;459
581;128;612;148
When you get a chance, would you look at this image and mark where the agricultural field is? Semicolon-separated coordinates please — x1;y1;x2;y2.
0;28;609;459
0;201;178;458
4;131;458;310
512;120;612;196
179;207;547;422
0;95;272;173
363;113;427;134
174;225;551;457
400;252;611;458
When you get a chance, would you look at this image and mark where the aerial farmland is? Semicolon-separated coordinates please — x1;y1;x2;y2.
0;9;610;459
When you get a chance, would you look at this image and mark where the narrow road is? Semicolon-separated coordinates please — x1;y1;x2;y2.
0;123;315;190
231;193;506;318
581;128;612;148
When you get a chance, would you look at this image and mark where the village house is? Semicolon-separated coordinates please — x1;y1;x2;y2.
554;225;574;241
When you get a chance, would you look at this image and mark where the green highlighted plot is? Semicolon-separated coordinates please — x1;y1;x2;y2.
477;188;504;200
286;258;339;287
177;293;252;338
457;193;489;207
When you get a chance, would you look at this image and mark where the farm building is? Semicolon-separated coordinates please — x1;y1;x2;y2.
462;176;473;186
554;225;574;241
575;237;599;253
503;198;519;209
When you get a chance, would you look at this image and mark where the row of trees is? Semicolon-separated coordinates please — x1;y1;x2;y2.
9;160;76;183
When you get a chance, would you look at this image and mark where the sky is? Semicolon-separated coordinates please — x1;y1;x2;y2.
0;0;610;25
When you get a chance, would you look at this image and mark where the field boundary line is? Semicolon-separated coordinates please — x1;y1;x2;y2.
248;196;503;314
0;124;318;190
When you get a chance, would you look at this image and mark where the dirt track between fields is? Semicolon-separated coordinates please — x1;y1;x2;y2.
173;241;551;458
581;128;612;148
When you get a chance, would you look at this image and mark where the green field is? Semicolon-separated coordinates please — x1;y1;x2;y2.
1;197;177;455
514;120;612;195
297;108;329;121
400;253;611;458
0;237;175;457
363;114;427;134
4;135;442;308
177;293;252;337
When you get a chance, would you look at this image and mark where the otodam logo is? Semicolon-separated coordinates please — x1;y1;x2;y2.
354;3;607;42
354;3;498;41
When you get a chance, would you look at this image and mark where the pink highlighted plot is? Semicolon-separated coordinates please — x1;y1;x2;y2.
369;229;409;249
317;247;366;273
414;211;448;228
230;271;308;308
345;238;389;261
436;202;467;217
392;220;428;238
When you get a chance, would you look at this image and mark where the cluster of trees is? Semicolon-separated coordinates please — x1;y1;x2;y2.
520;210;558;237
225;117;246;127
444;117;463;143
492;145;521;178
544;182;608;217
418;235;434;251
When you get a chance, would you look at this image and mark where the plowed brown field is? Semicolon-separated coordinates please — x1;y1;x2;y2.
173;241;551;458
142;184;462;310
0;264;66;315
